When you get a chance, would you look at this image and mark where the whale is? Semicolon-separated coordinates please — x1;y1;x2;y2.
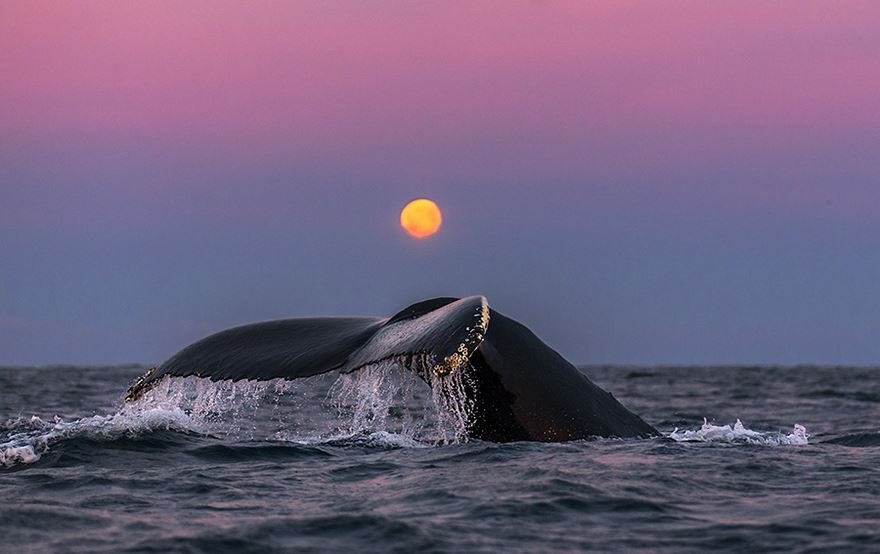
125;296;658;442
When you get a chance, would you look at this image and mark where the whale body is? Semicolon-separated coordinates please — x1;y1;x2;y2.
126;296;658;442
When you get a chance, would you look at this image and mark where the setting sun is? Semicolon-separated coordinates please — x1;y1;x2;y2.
400;198;442;239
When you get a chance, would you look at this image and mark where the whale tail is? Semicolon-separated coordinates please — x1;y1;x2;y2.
125;295;658;441
125;296;489;402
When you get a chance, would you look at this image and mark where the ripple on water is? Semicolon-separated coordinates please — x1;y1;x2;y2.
3;365;879;553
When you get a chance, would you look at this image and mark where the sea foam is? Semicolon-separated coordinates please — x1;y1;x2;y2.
669;418;809;445
0;407;200;468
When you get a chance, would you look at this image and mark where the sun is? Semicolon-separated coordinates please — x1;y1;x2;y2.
400;198;442;239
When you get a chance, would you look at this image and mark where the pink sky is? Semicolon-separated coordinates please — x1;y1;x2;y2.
4;2;878;152
2;2;880;365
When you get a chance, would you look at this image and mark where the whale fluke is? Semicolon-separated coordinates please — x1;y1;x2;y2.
125;296;488;401
125;296;658;441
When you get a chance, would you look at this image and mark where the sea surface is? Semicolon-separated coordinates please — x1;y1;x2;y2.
2;365;879;553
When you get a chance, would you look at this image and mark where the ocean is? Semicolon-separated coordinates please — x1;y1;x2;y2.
2;365;878;553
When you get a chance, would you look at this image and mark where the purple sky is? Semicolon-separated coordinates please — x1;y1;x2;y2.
2;2;879;365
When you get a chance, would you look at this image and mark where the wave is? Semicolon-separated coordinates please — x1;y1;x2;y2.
822;432;880;447
0;411;434;470
668;418;809;446
274;430;427;449
1;407;201;468
801;389;880;403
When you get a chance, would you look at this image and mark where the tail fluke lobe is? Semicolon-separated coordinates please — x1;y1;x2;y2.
125;317;385;401
124;296;489;402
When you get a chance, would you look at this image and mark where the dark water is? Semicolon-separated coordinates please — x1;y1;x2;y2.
2;366;879;553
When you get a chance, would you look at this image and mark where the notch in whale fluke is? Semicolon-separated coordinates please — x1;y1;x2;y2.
125;296;490;402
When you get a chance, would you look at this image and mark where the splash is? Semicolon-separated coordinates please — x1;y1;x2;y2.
328;363;421;439
326;359;473;445
429;366;476;444
2;359;478;468
669;418;809;446
124;375;282;437
132;360;476;444
131;358;477;444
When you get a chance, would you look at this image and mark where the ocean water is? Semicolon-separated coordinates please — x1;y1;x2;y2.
2;365;879;553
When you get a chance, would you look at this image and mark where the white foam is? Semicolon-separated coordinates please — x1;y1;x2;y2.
0;406;200;468
0;445;40;466
360;430;425;449
669;418;809;445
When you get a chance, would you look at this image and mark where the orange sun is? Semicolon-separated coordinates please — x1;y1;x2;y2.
400;198;442;239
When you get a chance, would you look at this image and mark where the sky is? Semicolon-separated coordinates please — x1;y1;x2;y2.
2;1;879;366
